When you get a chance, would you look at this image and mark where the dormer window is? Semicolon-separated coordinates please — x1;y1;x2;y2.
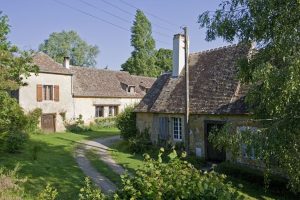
128;86;135;94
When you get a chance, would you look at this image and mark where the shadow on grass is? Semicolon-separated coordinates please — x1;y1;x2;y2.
0;128;120;199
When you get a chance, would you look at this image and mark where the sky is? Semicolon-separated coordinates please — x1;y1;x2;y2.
1;0;229;70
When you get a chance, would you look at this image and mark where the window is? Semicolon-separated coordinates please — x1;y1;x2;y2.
173;117;182;140
95;106;104;117
109;106;118;116
43;85;53;100
237;126;258;160
127;86;135;93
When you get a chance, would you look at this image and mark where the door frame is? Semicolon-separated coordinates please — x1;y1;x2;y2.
204;120;226;161
41;113;56;132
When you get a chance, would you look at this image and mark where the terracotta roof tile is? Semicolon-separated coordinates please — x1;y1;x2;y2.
135;44;251;114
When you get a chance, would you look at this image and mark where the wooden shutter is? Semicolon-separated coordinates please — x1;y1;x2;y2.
54;85;59;102
37;84;43;102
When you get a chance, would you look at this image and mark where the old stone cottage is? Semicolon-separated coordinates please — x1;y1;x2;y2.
18;52;155;132
135;34;253;162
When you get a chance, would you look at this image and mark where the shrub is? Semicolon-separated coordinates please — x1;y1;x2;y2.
65;114;91;133
128;128;152;153
115;106;137;140
37;184;58;200
2;131;29;153
79;177;106;200
25;108;42;134
93;117;116;129
115;149;242;200
215;162;288;192
0;164;26;200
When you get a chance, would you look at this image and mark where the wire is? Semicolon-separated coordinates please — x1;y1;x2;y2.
98;0;175;32
80;0;171;38
118;0;178;27
51;0;171;45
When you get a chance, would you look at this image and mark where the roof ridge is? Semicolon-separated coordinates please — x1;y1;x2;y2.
189;43;238;56
70;66;129;74
130;74;157;79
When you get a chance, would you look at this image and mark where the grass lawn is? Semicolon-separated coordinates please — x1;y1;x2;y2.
0;127;119;200
110;140;297;200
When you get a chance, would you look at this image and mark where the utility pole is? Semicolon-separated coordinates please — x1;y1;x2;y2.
183;27;190;154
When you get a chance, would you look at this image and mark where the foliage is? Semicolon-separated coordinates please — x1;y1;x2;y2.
0;12;38;153
115;106;137;140
121;10;158;77
37;184;58;200
127;128;152;153
39;30;99;67
93;117;116;129
78;178;106;200
115;149;243;200
215;162;288;193
65;114;91;133
198;0;300;192
0;164;26;200
25;108;42;134
155;48;173;73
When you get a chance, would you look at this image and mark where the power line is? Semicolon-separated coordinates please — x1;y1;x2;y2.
79;0;171;38
98;0;175;32
51;0;171;45
118;0;178;28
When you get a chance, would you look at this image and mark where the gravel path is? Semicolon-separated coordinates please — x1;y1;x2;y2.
75;135;124;194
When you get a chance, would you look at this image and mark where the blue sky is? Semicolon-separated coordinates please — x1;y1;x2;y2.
1;0;228;70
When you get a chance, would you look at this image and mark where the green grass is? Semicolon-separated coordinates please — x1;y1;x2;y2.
0;127;119;200
110;140;297;200
85;149;122;186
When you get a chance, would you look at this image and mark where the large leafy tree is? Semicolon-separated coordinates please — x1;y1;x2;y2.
122;10;159;77
198;0;300;192
39;30;99;67
0;12;38;152
155;48;172;73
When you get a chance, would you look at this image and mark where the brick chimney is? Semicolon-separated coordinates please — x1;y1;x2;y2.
63;57;70;69
172;34;187;77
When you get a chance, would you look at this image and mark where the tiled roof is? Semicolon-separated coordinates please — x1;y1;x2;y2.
135;44;251;115
33;52;156;98
70;67;156;98
33;52;72;75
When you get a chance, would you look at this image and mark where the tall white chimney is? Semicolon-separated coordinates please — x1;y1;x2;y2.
63;57;70;69
172;34;186;77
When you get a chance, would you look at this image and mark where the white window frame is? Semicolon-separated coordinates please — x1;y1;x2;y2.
173;117;182;141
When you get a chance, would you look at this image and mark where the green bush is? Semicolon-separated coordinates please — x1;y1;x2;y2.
65;114;91;133
115;106;137;140
115;149;242;200
128;128;152;154
2;131;29;153
93;117;116;128
37;184;58;200
79;177;106;200
215;162;288;191
25;108;42;134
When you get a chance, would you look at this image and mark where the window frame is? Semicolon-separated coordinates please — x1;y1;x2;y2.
237;126;258;160
172;117;182;141
43;85;54;101
95;106;104;117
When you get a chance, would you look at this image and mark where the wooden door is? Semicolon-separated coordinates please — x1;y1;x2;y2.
41;114;56;132
205;122;226;162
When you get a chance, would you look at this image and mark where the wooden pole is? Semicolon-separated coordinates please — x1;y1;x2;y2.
183;27;190;154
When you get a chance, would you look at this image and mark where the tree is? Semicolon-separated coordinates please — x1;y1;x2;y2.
0;12;38;152
122;10;159;77
198;0;300;192
155;48;173;73
39;30;99;67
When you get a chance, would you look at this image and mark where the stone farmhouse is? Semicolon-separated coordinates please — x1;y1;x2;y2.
135;34;254;163
18;52;155;132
